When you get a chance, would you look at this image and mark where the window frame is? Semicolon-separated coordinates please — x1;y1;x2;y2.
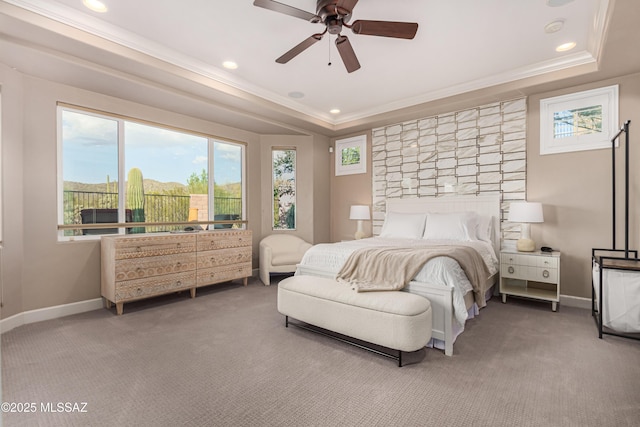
540;85;619;155
56;104;246;240
271;147;296;231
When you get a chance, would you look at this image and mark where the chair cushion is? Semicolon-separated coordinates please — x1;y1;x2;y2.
271;252;304;266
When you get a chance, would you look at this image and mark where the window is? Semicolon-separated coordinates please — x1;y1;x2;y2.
58;106;245;238
272;148;296;230
540;85;619;155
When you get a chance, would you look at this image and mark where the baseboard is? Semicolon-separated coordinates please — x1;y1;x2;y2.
1;298;103;334
559;294;591;310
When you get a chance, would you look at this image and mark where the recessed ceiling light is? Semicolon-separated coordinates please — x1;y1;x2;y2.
544;19;564;34
556;42;576;52
222;61;238;70
330;109;341;114
83;0;107;13
546;0;574;6
288;91;305;99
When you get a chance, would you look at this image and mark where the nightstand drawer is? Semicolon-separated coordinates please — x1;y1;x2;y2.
537;256;558;268
535;267;558;283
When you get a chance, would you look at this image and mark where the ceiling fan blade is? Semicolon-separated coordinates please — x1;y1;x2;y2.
351;20;419;39
335;35;361;73
337;0;359;13
253;0;318;22
276;33;323;64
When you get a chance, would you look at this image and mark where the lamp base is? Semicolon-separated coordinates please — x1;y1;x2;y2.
354;220;366;240
516;238;535;252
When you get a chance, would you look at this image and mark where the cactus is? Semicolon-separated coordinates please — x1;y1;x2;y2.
126;167;145;233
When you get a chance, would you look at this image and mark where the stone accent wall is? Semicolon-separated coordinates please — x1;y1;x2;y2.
371;97;527;246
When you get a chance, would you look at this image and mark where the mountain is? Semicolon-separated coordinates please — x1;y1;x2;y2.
64;179;187;194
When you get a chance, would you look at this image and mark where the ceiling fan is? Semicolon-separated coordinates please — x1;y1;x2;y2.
253;0;419;73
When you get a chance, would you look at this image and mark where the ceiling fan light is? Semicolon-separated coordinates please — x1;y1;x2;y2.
330;109;341;114
222;61;238;70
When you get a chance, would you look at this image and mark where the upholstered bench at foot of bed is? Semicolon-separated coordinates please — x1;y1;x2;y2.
277;275;432;366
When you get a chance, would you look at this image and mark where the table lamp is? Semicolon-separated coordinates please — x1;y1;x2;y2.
508;201;544;252
349;205;370;240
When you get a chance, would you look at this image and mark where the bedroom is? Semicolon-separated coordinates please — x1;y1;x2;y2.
1;0;640;425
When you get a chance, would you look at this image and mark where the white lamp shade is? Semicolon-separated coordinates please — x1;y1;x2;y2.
349;205;370;220
508;202;544;223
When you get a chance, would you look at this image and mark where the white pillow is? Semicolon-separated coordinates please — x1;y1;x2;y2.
379;211;427;239
423;212;476;241
475;214;493;242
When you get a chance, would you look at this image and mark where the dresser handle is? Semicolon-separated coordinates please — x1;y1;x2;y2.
542;270;550;278
176;262;181;268
177;243;181;248
136;246;141;252
176;280;182;286
508;266;515;274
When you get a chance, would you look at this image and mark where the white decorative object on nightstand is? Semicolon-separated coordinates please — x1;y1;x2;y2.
500;250;560;311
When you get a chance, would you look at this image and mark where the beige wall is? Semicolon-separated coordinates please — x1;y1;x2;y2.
527;72;640;298
329;72;640;299
329;130;373;242
259;134;330;244
0;68;329;319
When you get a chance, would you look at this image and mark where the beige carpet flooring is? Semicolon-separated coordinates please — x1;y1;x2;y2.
2;276;640;427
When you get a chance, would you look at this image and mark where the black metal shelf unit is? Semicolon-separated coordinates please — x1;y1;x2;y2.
591;120;640;341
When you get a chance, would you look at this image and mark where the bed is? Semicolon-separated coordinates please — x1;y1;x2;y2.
296;194;501;356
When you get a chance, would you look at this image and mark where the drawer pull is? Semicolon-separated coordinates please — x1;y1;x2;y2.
176;262;181;268
177;243;181;248
136;267;142;273
508;266;515;274
136;246;142;252
176;280;182;286
542;270;550;278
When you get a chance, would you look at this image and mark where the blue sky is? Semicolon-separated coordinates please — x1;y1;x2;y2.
62;110;242;185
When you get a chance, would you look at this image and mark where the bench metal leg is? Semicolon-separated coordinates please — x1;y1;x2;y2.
284;315;406;367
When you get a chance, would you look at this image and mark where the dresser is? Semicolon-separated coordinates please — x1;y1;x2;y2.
101;230;252;315
499;250;561;311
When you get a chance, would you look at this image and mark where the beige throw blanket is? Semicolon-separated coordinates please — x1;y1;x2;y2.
336;245;490;306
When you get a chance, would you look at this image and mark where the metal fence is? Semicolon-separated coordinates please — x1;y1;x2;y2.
63;190;242;235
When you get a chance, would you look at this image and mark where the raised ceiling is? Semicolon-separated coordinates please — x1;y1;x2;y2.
0;0;635;136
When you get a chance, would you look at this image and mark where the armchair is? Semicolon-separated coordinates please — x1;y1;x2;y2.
259;234;312;285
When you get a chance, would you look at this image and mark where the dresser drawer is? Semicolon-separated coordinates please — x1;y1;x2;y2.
197;247;252;269
114;253;196;281
114;271;196;302
114;234;196;259
196;230;251;251
196;263;252;287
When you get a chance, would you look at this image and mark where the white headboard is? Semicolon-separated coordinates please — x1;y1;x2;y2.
384;195;501;254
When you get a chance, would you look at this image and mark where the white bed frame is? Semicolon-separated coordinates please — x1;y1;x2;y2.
298;194;501;356
385;195;501;356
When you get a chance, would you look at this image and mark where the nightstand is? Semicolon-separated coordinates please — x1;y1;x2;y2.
500;250;561;311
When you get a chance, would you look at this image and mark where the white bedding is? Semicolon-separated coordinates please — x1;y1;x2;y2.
298;237;499;326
